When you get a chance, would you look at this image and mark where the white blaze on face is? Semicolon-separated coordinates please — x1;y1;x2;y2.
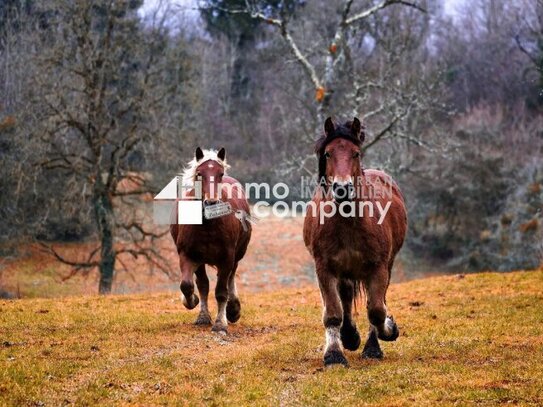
207;172;220;201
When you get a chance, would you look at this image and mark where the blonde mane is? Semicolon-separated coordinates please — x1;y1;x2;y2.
180;149;230;188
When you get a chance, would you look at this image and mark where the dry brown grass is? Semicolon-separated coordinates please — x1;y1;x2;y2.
1;270;542;406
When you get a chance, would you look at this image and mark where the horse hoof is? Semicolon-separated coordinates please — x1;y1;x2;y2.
378;316;399;342
324;350;348;367
226;298;241;323
181;294;199;310
194;313;212;326
361;346;384;359
211;323;228;335
340;324;361;351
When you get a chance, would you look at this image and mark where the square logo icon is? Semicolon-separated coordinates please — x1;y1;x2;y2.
178;201;203;225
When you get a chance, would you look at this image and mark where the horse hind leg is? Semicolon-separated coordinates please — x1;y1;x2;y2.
194;265;212;325
338;279;361;351
226;262;241;323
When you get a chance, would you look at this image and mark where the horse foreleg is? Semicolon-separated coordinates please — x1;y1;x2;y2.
317;267;348;367
179;255;199;310
211;265;230;334
365;266;399;345
361;325;383;359
194;265;212;325
338;279;361;351
226;262;241;323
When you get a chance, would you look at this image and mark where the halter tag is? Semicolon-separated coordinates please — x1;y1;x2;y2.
203;202;232;219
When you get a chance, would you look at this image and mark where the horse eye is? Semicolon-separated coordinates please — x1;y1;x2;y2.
324;152;331;159
353;152;360;158
219;173;224;177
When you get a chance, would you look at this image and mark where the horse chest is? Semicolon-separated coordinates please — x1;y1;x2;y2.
176;223;235;264
315;219;387;274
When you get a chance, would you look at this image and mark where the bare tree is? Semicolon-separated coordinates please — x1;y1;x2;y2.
196;0;443;184
32;0;189;293
200;1;425;120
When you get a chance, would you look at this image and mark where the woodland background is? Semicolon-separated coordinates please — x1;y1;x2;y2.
0;0;542;295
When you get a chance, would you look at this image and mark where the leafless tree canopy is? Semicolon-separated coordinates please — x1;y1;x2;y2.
0;0;542;293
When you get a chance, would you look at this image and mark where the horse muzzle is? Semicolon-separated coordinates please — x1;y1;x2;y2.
203;199;220;206
332;181;355;203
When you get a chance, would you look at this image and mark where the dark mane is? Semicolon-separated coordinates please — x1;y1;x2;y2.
314;120;364;155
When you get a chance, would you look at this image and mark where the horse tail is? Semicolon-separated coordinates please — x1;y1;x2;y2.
352;280;366;314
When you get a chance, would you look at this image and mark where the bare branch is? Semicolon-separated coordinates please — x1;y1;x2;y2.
362;107;411;152
279;26;323;89
39;242;99;270
206;2;323;90
514;34;539;67
346;0;425;26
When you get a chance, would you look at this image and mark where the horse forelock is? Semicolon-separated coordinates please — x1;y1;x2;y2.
180;149;230;188
315;122;362;153
315;121;363;186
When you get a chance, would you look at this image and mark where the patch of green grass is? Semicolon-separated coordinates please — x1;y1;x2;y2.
1;270;542;405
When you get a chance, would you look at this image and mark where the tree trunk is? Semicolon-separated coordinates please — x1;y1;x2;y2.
94;185;116;295
229;32;253;112
98;223;115;294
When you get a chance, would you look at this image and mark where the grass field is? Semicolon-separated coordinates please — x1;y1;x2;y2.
1;270;542;406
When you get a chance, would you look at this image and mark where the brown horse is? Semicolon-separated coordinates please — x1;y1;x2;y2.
303;117;407;366
171;147;251;334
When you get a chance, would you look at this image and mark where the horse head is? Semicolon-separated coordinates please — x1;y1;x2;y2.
183;147;230;205
315;117;365;202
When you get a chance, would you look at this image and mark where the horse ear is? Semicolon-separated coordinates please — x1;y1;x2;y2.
324;117;335;136
352;117;365;144
351;117;361;138
195;147;204;161
217;147;226;161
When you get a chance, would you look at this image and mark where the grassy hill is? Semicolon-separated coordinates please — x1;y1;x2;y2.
1;270;542;406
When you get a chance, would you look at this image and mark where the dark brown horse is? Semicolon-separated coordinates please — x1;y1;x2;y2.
303;117;407;366
171;147;251;334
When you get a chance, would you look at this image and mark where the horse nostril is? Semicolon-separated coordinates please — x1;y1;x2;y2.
333;183;347;200
332;182;355;201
